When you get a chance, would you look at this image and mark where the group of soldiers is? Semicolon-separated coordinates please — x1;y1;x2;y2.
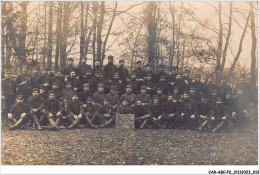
2;55;254;132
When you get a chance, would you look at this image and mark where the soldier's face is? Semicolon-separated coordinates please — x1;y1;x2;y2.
52;85;58;89
111;89;116;94
202;98;207;103
183;94;189;99
146;66;151;71
157;89;162;94
195;77;201;81
49;94;55;100
131;75;136;79
66;84;72;89
226;94;231;100
216;100;222;104
114;74;119;79
137;101;142;106
168;96;173;101
55;72;61;77
154;99;159;105
108;59;113;64
141;89;146;94
147;76;152;80
98;86;104;92
126;88;132;93
237;89;243;95
95;61;100;66
40;89;45;94
22;68;27;73
83;86;89;91
212;92;217;96
17;98;23;103
29;59;33;63
104;100;109;105
122;100;128;106
33;91;39;97
176;75;181;79
72;96;78;101
119;62;124;67
174;89;179;94
87;99;92;104
86;72;92;76
160;78;165;82
68;60;73;65
70;72;76;77
190;89;196;94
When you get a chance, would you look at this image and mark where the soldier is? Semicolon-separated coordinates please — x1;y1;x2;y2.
98;98;115;128
180;91;197;130
69;70;82;92
110;72;124;96
51;69;64;90
63;57;78;76
27;88;43;131
172;74;186;95
219;75;232;98
31;67;40;88
209;88;219;107
132;60;145;82
105;86;120;113
164;95;181;128
148;97;166;129
62;82;74;118
103;55;117;82
128;72;141;95
143;73;156;97
120;84;137;108
203;75;217;96
82;96;99;128
42;91;62;130
152;87;167;106
116;99;132;114
26;58;38;73
189;86;200;104
197;95;211;131
15;65;33;102
94;71;110;94
222;92;234;130
117;59;130;87
209;97;228;133
171;87;181;102
79;83;92;104
182;68;192;91
2;71;16;116
157;76;170;95
39;85;48;100
93;83;106;107
136;86;152;108
67;93;84;129
77;57;92;80
154;64;167;84
132;100;150;129
167;66;178;85
234;74;253;103
82;69;96;94
51;82;63;102
92;59;103;76
191;73;204;95
8;95;31;130
144;64;154;80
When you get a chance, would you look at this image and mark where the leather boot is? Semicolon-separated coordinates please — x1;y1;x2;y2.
48;117;59;130
31;114;42;131
9;117;25;130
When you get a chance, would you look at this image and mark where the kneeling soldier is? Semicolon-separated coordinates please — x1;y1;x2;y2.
67;93;83;129
98;98;115;128
43;91;62;130
148;97;166;129
197;95;211;131
164;95;180;128
8;95;31;130
83;96;99;128
27;88;43;131
132;100;150;129
209;97;228;133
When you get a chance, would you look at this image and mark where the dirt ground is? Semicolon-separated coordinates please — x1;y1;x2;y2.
1;117;258;165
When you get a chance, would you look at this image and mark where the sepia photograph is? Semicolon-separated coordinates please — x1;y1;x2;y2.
0;0;258;169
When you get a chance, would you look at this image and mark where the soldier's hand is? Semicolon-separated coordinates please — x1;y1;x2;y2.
200;115;203;119
157;115;162;120
222;116;227;120
78;114;82;119
211;117;215;120
49;113;53;117
73;88;77;91
169;114;174;117
243;110;247;114
21;113;26;118
181;113;185;117
56;112;61;116
32;109;37;113
8;113;13;119
232;112;236;118
83;104;87;108
191;115;195;119
152;117;156;121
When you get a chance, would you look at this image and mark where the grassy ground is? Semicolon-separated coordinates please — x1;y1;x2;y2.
1;120;257;165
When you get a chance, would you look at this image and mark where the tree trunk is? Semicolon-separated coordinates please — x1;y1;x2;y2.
169;2;175;70
84;2;89;59
47;2;53;68
80;2;85;63
250;2;257;92
55;2;62;70
92;2;98;67
19;2;29;63
228;13;250;76
1;2;6;70
43;1;47;68
97;2;105;61
60;1;71;68
220;2;232;73
5;2;13;67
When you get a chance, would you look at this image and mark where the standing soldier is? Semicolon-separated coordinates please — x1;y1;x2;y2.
110;72;124;96
103;55;117;83
77;57;92;80
26;58;38;74
92;59;103;76
120;84;137;108
197;95;211;131
79;83;92;104
143;73;156;97
8;95;31;130
69;70;82;92
51;82;63;102
31;67;40;88
209;97;228;133
152;87;167;107
191;74;204;95
219;75;232;99
36;68;51;92
203;75;217;96
106;86;120;113
82;96;99;128
180;91;197;130
136;86;152;109
173;74;186;95
116;99;132;114
167;66;178;86
2;71;16;116
15;65;33;102
182;67;192;91
132;60;146;82
27;88;43;131
234;74;253;103
93;83;106;108
157;76;170;95
117;59;130;88
67;93;84;129
51;69;64;90
43;91;62;130
63;57;78;76
128;72;141;95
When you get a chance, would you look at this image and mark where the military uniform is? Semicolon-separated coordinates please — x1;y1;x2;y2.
117;60;130;87
82;97;99;128
103;55;117;81
148;100;166;129
120;85;137;107
67;97;84;129
93;83;106;107
197;96;211;131
191;74;204;95
136;86;152;108
132;104;150;128
163;99;180;128
2;71;16;115
62;58;78;76
180;95;197;130
105;86;120;112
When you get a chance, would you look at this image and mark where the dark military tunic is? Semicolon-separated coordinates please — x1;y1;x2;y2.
27;96;44;111
106;93;120;107
136;93;152;106
68;101;84;115
44;99;62;114
103;63;117;80
93;91;105;106
120;93;137;106
63;65;78;76
79;90;92;104
116;105;132;114
117;65;130;86
9;102;31;120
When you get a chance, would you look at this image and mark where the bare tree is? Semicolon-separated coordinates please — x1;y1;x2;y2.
55;2;62;70
47;1;53;68
250;2;257;91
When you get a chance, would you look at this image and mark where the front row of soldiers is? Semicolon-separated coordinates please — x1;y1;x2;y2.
7;80;249;133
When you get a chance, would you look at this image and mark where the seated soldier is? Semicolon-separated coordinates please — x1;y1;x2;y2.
208;97;228;133
197;95;211;131
98;98;115;128
132;100;150;129
136;86;152;109
82;96;99;128
27;88;44;131
93;83;105;108
171;87;181;103
8;95;31;130
152;87;167;107
69;70;82;92
116;99;132;114
143;73;156;97
110;72;124;96
180;91;197;130
51;82;63;102
120;85;137;108
164;95;180;129
222;92;234;130
78;83;92;104
148;97;166;129
62;82;74;116
42;91;62;130
39;85;48;100
67;93;84;129
105;86;120;113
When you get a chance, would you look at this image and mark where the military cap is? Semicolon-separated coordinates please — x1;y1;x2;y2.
119;60;125;63
48;91;55;95
136;60;142;64
33;88;39;92
126;84;132;88
67;57;74;61
108;55;114;60
141;86;147;90
17;94;24;99
110;86;117;90
183;91;189;95
98;82;104;87
195;74;201;78
83;83;89;87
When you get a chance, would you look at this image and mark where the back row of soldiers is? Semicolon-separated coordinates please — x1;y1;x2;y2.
2;56;253;132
